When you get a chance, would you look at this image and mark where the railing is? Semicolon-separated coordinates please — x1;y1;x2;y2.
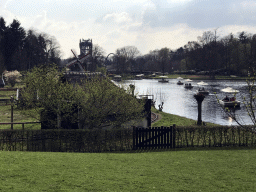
0;122;41;130
0;98;9;105
0;129;133;152
0;126;256;153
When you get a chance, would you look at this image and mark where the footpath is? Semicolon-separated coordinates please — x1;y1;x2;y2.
151;112;161;123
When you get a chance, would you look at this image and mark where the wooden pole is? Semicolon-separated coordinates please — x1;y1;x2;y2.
10;96;14;129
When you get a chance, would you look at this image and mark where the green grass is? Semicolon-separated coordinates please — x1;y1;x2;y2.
0;87;40;130
0;149;255;191
0;105;40;129
151;107;218;127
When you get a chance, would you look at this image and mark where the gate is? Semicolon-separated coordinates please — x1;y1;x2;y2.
133;125;176;150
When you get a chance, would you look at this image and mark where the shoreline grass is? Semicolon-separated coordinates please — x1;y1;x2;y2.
151;107;219;127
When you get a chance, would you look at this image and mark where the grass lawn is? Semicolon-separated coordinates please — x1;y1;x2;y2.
151;107;218;127
0;85;41;130
0;148;256;191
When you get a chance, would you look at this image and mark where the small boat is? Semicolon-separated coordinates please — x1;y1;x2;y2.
177;80;184;85
135;74;144;80
184;83;193;89
219;99;240;107
219;87;240;107
197;87;209;95
158;78;169;83
113;75;122;82
158;76;169;83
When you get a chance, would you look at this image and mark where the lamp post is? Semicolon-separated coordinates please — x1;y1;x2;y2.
194;93;205;125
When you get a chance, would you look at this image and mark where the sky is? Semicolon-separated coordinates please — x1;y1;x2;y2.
1;0;256;59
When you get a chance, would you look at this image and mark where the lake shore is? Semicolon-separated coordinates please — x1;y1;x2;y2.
151;107;219;127
117;73;248;81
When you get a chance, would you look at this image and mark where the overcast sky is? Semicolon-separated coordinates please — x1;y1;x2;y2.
1;0;256;58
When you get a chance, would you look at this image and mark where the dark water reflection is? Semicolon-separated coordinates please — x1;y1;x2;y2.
115;79;253;126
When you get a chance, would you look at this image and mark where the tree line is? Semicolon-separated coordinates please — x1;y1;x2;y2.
108;31;256;77
1;16;256;77
0;17;61;75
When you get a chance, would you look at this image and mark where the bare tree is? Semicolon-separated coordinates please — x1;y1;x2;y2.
115;46;140;73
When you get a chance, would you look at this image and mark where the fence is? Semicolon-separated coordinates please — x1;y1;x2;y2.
0;126;256;152
133;126;175;150
0;122;41;130
175;126;256;148
0;129;133;152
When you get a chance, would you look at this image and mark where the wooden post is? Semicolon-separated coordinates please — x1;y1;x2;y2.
10;96;14;130
172;124;176;148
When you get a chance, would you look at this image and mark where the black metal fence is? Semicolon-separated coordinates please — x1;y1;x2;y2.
133;126;175;150
175;126;256;148
0;129;133;152
0;126;255;152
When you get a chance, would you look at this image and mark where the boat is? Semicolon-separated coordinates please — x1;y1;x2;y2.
135;74;144;80
158;78;169;83
219;87;240;107
219;99;240;107
113;75;122;82
184;83;193;89
158;76;169;83
197;87;209;95
197;81;209;95
177;80;184;85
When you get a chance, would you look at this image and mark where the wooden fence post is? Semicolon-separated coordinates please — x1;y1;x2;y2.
172;124;176;148
11;96;14;130
133;126;136;150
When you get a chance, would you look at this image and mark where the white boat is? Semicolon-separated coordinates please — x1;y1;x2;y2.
158;78;169;83
219;87;240;107
113;75;122;82
158;76;169;83
135;74;144;80
219;99;240;107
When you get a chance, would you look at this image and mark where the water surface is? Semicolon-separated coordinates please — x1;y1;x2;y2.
115;79;253;126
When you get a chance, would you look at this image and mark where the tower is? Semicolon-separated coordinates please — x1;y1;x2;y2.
79;39;93;71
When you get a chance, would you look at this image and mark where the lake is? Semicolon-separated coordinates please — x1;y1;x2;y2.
114;78;253;126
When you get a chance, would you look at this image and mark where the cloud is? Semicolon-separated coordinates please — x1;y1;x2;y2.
0;0;13;8
2;0;256;59
103;12;132;24
240;1;256;9
140;0;256;29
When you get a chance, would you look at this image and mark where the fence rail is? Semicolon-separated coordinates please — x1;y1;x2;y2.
0;126;255;152
133;126;175;150
175;126;256;148
0;129;133;152
0;122;41;130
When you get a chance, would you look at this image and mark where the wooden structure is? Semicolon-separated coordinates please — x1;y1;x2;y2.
133;125;176;150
